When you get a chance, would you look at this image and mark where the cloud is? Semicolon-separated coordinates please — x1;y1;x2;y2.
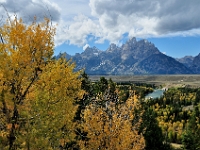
56;14;102;46
54;0;200;47
2;0;200;47
155;1;200;34
88;0;200;42
0;0;60;22
49;0;90;20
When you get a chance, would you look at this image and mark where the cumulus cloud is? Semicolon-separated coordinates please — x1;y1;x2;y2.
54;0;200;47
0;0;60;22
50;0;91;21
56;0;200;47
2;0;200;47
155;1;200;33
88;0;200;42
58;14;102;46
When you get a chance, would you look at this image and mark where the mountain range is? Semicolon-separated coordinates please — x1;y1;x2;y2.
55;37;200;75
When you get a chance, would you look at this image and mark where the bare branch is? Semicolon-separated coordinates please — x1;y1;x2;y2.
0;33;4;44
0;4;12;25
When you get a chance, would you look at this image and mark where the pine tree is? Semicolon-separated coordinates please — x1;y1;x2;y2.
140;102;172;150
182;106;200;150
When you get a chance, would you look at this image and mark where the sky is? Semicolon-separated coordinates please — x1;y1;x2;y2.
0;0;200;58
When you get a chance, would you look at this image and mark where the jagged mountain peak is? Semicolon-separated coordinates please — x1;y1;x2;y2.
84;46;99;52
107;43;117;52
122;37;137;50
195;53;200;57
127;37;137;44
82;46;100;55
56;37;194;75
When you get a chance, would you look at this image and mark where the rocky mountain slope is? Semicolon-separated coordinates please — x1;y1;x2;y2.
176;55;200;73
190;54;200;73
57;37;195;75
176;56;194;68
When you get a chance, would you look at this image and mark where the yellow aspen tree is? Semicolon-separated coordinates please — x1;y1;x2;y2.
0;17;83;149
21;59;84;149
79;93;145;150
0;17;55;149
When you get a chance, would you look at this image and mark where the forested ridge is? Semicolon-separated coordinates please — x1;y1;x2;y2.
0;17;199;150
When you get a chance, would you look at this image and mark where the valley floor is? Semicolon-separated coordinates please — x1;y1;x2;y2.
89;74;200;87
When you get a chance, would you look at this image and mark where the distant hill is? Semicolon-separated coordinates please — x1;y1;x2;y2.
177;54;200;74
56;37;194;75
176;56;194;68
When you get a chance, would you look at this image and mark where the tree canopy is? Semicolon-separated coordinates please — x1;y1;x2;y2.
0;17;83;149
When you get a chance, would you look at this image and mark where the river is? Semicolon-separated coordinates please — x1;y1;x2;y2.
145;89;165;99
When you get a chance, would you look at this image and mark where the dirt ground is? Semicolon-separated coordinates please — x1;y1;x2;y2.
89;75;200;88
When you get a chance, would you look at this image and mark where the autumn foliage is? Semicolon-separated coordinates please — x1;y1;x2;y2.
79;94;145;150
0;17;83;149
0;17;147;149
